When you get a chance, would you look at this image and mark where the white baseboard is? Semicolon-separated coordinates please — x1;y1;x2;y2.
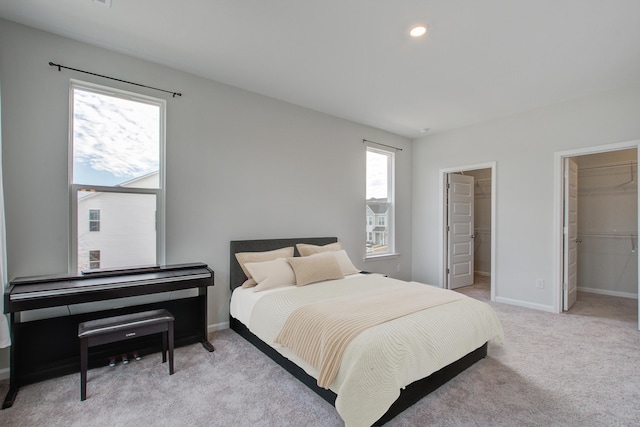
474;271;491;277
578;287;638;300
208;321;229;333
495;296;556;313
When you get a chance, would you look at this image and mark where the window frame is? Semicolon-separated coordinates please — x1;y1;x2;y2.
365;145;396;260
68;80;166;273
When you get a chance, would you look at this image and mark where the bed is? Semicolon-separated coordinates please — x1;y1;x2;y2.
229;237;503;426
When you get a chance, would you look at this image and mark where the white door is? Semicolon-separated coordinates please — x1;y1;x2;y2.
563;158;578;310
447;173;475;289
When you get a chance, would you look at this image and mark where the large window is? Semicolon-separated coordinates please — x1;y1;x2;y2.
366;146;395;257
70;81;165;273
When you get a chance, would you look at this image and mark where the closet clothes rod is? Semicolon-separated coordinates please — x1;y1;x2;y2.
578;233;638;238
577;233;637;252
49;61;182;98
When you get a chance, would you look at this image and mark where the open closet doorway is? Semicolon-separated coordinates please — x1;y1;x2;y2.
556;141;639;330
440;162;496;302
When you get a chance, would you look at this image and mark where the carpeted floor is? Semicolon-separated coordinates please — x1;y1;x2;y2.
0;279;638;427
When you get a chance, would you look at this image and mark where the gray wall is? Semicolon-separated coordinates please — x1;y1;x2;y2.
0;19;412;371
412;82;640;311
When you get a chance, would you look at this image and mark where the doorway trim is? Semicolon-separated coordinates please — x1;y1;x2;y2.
553;140;640;319
439;161;496;301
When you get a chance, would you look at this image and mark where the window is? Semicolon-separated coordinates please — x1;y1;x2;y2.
70;80;165;273
365;146;395;257
89;250;101;269
89;209;100;232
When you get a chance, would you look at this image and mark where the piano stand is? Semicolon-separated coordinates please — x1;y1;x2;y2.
3;263;214;409
2;388;18;410
201;340;215;352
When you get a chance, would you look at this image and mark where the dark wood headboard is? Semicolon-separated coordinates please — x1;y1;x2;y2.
229;237;338;290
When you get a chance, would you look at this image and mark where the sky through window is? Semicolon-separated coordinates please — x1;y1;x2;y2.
72;89;160;187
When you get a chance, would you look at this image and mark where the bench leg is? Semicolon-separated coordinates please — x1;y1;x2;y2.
168;321;174;375
80;338;88;401
162;331;167;363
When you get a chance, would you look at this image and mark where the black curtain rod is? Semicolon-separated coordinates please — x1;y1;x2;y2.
49;61;182;98
362;138;403;151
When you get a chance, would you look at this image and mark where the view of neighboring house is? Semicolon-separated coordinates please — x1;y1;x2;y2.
366;198;389;253
77;171;159;272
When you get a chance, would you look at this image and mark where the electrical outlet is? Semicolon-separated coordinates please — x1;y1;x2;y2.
396;265;401;273
536;279;544;289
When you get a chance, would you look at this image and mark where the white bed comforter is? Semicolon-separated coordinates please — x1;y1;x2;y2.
232;275;503;427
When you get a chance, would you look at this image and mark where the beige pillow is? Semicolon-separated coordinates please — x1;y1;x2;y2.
287;252;344;287
236;247;294;287
244;258;296;292
330;249;360;275
296;241;342;257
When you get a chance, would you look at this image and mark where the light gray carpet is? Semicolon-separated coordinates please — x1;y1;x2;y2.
0;284;638;427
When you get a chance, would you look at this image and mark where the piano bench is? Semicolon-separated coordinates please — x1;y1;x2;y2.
78;309;175;401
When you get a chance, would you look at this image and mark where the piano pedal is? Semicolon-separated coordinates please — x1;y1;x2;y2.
121;354;129;364
133;351;141;361
109;356;116;367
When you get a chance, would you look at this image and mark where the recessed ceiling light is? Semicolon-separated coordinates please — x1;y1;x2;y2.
420;128;430;133
410;26;428;37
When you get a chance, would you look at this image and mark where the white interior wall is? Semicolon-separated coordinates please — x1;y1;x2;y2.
0;19;413;372
412;82;640;311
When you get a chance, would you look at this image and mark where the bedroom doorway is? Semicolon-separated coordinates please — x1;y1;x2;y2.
555;141;640;330
440;162;496;301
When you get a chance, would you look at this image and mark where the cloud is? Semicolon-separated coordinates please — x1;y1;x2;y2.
366;150;388;199
73;90;159;180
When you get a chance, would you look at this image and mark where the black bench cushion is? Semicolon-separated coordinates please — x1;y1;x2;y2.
78;309;174;338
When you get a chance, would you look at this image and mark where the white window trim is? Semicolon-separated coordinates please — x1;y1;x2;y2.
363;252;400;262
68;80;166;273
365;145;396;260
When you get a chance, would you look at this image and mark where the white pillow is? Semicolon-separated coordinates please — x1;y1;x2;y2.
235;247;294;287
329;249;360;275
244;258;296;292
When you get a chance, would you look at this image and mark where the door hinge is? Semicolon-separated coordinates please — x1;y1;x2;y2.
446;268;450;275
447;225;450;232
563;282;568;291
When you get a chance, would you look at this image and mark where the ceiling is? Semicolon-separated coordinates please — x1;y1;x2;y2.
2;0;640;138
